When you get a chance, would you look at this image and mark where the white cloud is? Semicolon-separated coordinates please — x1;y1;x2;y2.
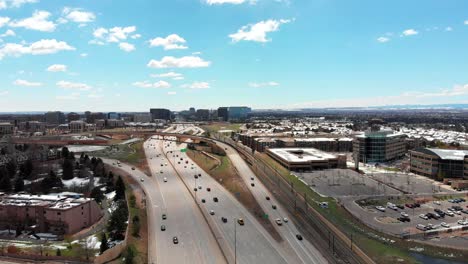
445;27;453;32
0;17;10;27
192;51;202;55
249;81;279;88
229;19;291;43
147;56;211;68
0;90;9;96
0;39;75;59
464;20;468;25
167;91;177;95
119;42;135;52
47;64;67;72
402;29;418;36
133;80;171;89
377;36;390;43
93;26;136;43
56;92;80;100
150;72;182;78
0;1;6;9
173;76;184;80
131;34;141;39
56;80;91;91
13;79;42;87
88;93;103;99
80;53;88;57
0;29;14;37
10;0;38;8
149;34;188;50
62;7;96;23
206;0;246;4
181;81;210;89
9;10;56;32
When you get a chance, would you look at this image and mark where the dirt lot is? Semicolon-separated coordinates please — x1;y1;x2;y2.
187;149;282;242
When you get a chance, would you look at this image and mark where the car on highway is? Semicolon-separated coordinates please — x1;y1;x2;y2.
173;236;178;244
221;217;227;223
441;222;450;228
275;218;283;226
419;214;428;220
140;178;144;182
163;177;167;182
162;214;167;220
296;234;303;240
201;199;206;203
266;196;270;200
194;175;198;179
160;170;163;174
207;187;211;192
283;218;288;223
237;218;245;225
272;205;277;210
194;188;198;192
210;210;215;215
161;225;166;231
251;183;255;187
131;167;135;170
250;177;254;180
198;185;202;190
213;197;218;202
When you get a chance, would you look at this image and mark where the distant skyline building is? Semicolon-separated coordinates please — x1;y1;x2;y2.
67;112;81;122
228;106;251;121
44;111;66;125
107;112;121;120
150;108;172;121
217;107;229;121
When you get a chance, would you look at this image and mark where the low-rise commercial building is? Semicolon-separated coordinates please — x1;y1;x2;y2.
18;121;46;133
0;122;14;135
409;148;468;179
267;148;346;171
0;193;102;235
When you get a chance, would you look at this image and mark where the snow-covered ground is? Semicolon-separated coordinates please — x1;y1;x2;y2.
66;145;108;153
62;177;100;188
119;138;142;145
105;191;116;200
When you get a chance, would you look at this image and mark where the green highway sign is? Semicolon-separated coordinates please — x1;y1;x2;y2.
180;148;187;153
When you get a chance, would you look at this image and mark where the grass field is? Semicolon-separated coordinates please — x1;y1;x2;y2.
93;141;150;176
202;123;243;133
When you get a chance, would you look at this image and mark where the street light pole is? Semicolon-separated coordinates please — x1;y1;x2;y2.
234;219;237;264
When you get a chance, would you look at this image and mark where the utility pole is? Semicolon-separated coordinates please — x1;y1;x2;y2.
234;219;237;264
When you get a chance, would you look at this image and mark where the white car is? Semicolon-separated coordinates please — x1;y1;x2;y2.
446;211;454;217
416;224;426;231
433;201;441;205
140;178;144;182
419;214;428;220
163;177;167;182
283;218;288;223
210;210;215;215
375;206;386;212
400;212;409;218
275;218;283;226
441;222;450;228
458;220;468;226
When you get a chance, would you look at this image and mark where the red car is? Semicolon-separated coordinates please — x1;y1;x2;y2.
405;203;414;208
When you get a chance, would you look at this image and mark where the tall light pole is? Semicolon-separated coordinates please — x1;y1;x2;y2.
234;218;237;264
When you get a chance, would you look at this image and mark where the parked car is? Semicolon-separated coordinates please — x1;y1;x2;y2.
441;222;450;228
433;201;441;205
131;167;135;170
416;224;426;231
283;218;289;223
400;212;409;218
419;214;428;220
163;177;168;182
375;206;386;212
446;211;454;217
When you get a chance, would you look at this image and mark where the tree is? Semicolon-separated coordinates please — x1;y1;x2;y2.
14;176;24;192
0;173;12;192
19;159;33;178
114;176;125;201
61;147;69;159
107;200;128;234
124;246;135;264
99;232;109;254
62;159;74;180
6;159;17;178
90;187;104;203
40;170;63;193
56;248;61;256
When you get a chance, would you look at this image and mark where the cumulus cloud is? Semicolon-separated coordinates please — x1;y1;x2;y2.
377;36;390;43
56;80;91;91
119;42;135;52
13;79;42;87
0;17;10;27
149;34;188;50
167;91;176;95
92;26;136;43
464;20;468;25
47;64;67;72
147;56;211;68
181;81;210;89
249;81;279;88
0;0;37;9
62;7;96;23
9;10;56;32
150;72;183;78
229;19;291;43
402;29;418;36
0;39;75;59
133;80;171;89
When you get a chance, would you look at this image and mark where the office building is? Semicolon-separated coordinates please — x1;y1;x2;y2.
228;106;251;121
0;123;14;135
67;112;81;122
44;111;66;125
150;108;172;121
18;121;46;133
107;112;121;120
267;148;346;171
217;107;229;121
410;148;468;179
0;193;102;235
353;128;406;163
69;120;87;133
196;109;210;121
133;113;152;123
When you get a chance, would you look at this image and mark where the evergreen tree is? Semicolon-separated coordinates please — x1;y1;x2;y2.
19;159;33;178
114;176;125;201
56;248;61;256
61;147;69;159
62;159;74;180
107;200;128;234
6;159;17;178
99;232;109;254
90;187;104;203
14;176;24;192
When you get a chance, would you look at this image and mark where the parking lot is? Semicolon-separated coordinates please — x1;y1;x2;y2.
358;198;468;237
294;169;401;198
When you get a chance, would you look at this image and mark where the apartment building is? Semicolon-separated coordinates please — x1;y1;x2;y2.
0;193;102;235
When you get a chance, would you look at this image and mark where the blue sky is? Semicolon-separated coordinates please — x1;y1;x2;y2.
0;0;467;112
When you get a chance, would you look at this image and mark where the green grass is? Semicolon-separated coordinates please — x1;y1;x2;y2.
93;141;145;167
202;123;243;133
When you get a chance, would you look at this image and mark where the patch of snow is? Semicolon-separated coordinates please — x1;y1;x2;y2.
105;191;116;200
86;235;101;250
62;177;99;188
